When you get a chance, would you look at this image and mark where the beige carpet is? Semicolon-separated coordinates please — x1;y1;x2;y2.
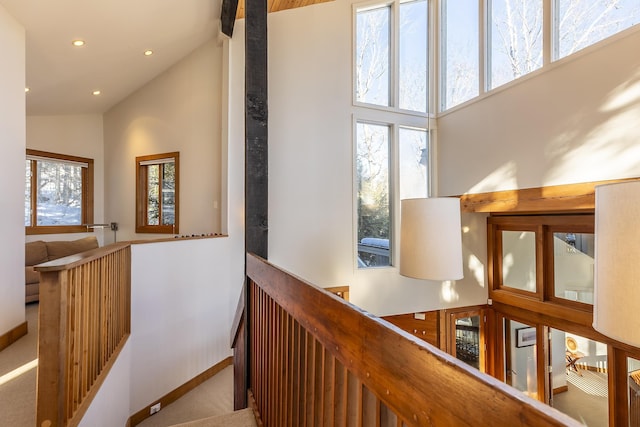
169;408;256;427
138;366;236;427
0;303;38;427
0;304;245;427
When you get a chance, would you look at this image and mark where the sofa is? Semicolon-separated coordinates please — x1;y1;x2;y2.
25;236;99;303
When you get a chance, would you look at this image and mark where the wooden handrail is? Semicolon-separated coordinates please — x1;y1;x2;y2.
243;253;580;426
35;243;131;427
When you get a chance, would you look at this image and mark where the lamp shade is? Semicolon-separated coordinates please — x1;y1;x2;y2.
594;181;640;348
400;197;463;281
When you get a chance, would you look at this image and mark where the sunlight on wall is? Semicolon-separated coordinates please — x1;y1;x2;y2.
467;161;519;194
467;254;485;288
440;280;460;303
545;73;640;186
602;72;640;112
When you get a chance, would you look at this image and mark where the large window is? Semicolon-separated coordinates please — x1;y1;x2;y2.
136;152;179;234
488;0;543;89
25;149;94;235
555;0;640;60
355;0;430;269
355;0;428;113
441;0;479;109
440;0;640;111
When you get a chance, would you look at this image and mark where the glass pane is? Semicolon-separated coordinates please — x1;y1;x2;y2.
489;0;543;89
556;0;640;59
161;162;175;225
551;330;608;425
356;122;390;268
25;160;31;226
399;127;428;199
356;5;390;107
505;319;538;398
455;315;480;369
399;0;428;112
501;230;536;292
628;356;640;426
36;160;82;226
147;165;160;226
553;232;594;303
442;0;479;109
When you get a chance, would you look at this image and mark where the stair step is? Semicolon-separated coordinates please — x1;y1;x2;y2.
169;408;257;427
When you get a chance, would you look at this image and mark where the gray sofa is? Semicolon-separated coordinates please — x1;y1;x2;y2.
25;236;99;303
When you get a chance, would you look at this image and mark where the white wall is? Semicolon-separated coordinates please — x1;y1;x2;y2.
0;5;26;336
104;38;224;241
438;27;640;196
83;32;246;421
26;115;108;244
128;238;236;411
229;0;488;317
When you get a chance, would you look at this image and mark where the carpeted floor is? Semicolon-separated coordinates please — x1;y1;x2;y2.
137;366;235;427
0;303;38;427
0;303;241;427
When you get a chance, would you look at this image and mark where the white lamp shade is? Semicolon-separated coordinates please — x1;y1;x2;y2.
594;181;640;347
400;197;463;281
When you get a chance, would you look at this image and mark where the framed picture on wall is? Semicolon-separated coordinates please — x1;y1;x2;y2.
516;327;536;348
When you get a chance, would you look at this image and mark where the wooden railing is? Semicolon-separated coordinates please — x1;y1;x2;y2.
235;253;581;426
35;243;131;427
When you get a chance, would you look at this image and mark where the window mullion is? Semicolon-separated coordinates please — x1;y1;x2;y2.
480;0;488;94
391;0;399;109
30;160;37;227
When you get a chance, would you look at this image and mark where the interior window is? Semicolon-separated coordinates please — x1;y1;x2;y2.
552;232;594;304
136;152;179;234
501;230;537;293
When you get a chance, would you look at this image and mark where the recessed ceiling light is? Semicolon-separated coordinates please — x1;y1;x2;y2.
25;87;30;93
92;90;101;96
144;50;153;56
72;40;85;47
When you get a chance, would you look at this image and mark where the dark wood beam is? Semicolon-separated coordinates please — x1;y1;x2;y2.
220;0;239;37
244;0;269;259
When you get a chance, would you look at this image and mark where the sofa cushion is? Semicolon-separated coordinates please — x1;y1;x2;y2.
25;240;49;266
46;236;99;261
25;266;40;284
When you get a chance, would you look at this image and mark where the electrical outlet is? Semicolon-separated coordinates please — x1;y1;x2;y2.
150;403;161;415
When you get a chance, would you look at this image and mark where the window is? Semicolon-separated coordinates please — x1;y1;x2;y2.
488;0;543;89
25;149;94;235
136;152;179;234
355;0;428;113
439;0;640;111
354;0;430;269
555;0;640;60
441;0;479;109
489;214;594;311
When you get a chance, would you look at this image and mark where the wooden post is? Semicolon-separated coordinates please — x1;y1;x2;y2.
36;271;67;427
245;0;268;260
221;0;240;37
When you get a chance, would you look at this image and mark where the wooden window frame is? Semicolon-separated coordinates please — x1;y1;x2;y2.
488;214;594;324
25;149;94;235
135;152;179;234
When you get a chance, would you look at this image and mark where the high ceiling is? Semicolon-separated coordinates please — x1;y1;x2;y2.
1;0;332;116
0;0;220;115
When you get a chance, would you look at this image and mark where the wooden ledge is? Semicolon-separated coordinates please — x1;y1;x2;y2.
459;177;640;213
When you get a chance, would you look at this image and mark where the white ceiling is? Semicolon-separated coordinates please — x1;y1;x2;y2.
1;0;221;115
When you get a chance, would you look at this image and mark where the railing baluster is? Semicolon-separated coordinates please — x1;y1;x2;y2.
242;253;579;427
36;244;131;427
